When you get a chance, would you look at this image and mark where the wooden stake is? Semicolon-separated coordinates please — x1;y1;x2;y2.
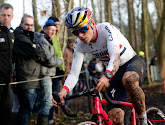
164;71;165;90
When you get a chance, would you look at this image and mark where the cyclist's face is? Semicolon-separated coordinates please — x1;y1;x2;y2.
71;22;94;44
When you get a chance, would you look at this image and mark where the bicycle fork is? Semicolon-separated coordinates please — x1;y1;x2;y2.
92;96;113;125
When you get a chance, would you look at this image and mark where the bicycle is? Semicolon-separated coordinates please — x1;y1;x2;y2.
53;80;165;125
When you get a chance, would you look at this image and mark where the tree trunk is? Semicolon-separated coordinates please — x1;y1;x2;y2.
108;0;113;24
131;0;139;53
142;0;152;85
99;0;103;23
51;0;62;42
117;0;122;31
79;0;81;7
52;0;61;19
104;0;113;24
136;0;141;49
127;0;134;47
91;0;96;23
62;0;73;52
32;0;41;32
154;0;163;57
157;0;165;78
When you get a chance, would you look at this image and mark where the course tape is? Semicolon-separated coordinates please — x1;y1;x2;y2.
0;71;86;86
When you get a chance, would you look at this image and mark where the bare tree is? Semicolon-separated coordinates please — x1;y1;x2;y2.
105;0;113;24
153;0;163;56
127;0;134;47
52;0;61;18
51;0;62;41
142;0;152;84
32;0;41;32
131;0;139;53
62;0;73;52
117;0;122;31
79;0;81;7
91;0;96;23
98;0;103;23
157;0;165;78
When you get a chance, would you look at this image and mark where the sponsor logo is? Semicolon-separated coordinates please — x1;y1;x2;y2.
105;26;113;41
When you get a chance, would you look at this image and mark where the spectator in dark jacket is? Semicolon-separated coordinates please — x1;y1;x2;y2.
0;3;14;125
13;14;47;125
36;19;63;125
88;57;98;88
48;16;65;124
150;56;158;66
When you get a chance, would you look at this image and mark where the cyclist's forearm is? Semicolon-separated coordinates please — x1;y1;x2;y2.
106;53;120;76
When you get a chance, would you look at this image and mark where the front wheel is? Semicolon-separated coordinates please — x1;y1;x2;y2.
146;107;165;125
76;121;97;125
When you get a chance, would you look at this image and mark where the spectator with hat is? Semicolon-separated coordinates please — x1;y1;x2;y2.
47;16;65;124
35;18;63;125
138;51;147;85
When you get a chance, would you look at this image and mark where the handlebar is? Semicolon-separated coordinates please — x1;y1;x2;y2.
52;78;120;117
93;78;120;106
52;91;77;117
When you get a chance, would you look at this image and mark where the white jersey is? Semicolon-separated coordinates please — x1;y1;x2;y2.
64;22;136;92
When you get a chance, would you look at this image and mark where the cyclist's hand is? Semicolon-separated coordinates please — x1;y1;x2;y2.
58;88;68;106
52;88;67;106
95;75;110;93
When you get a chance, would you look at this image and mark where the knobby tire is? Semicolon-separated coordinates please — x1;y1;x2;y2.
146;107;165;125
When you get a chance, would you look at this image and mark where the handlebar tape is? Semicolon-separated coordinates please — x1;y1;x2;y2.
52;91;77;117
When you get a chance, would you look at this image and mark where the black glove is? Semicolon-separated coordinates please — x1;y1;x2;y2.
56;68;65;80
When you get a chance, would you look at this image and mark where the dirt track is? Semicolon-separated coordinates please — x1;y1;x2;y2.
143;82;165;113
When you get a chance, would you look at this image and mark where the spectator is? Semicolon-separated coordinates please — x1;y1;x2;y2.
149;56;159;82
78;61;87;92
138;51;147;84
48;16;65;125
48;16;65;92
0;3;14;125
138;51;146;63
13;14;46;125
36;18;63;125
88;57;98;88
64;37;76;75
95;60;104;79
63;37;76;106
150;56;158;66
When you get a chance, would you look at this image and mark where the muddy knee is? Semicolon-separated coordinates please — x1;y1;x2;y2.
108;108;124;125
122;71;139;88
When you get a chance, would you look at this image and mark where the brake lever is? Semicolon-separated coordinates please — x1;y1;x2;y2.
93;78;103;101
99;92;103;102
52;91;77;117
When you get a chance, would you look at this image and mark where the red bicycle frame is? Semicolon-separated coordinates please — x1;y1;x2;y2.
93;96;137;125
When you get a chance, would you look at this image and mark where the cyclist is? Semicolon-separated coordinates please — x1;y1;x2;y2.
52;7;147;125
